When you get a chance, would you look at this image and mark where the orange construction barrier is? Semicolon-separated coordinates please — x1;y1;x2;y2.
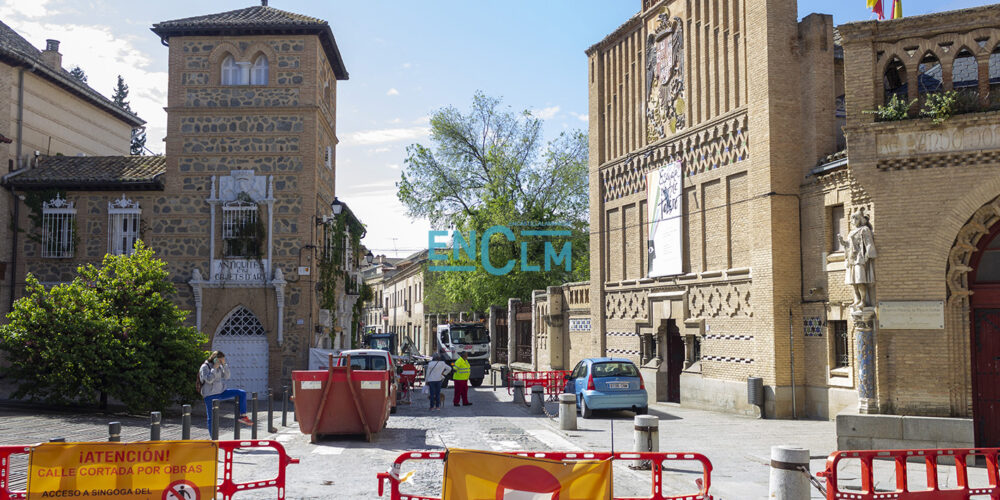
0;440;298;500
817;448;1000;499
508;370;570;401
376;449;714;499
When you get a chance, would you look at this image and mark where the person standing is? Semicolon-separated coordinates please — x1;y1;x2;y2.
452;351;472;406
200;351;252;431
424;353;451;411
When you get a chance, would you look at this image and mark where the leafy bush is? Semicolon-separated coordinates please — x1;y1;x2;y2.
0;242;208;412
864;93;915;121
920;90;959;124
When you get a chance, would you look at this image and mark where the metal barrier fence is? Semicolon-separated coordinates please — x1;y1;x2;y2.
0;440;299;500
508;370;570;401
376;450;714;500
817;447;1000;499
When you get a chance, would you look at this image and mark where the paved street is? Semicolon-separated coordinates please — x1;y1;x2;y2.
1;384;842;499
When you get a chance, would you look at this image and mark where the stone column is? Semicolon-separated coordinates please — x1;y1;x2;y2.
488;305;499;365
273;267;286;346
189;268;204;332
853;307;877;413
507;298;520;366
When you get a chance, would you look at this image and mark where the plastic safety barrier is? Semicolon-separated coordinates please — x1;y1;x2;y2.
376;450;714;500
508;370;570;400
0;440;299;500
817;447;1000;499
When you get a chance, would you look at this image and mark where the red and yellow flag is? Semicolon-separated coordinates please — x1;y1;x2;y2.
442;449;612;499
868;0;902;20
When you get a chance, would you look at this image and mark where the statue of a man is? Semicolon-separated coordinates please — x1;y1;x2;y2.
838;210;877;308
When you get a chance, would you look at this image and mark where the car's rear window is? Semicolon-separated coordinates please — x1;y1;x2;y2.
592;362;639;378
342;355;388;371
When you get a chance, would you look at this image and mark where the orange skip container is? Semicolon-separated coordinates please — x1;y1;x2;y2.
291;356;391;442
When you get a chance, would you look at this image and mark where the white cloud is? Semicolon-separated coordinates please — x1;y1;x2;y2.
413;115;431;124
402;62;412;69
388;163;400;170
369;147;391;154
389;117;401;124
6;17;168;154
569;112;589;123
344;126;430;146
386;88;399;96
347;189;431;259
532;106;560;120
0;0;54;18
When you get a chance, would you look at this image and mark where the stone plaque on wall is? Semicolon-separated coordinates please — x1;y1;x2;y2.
877;123;1000;157
877;301;944;330
212;259;268;282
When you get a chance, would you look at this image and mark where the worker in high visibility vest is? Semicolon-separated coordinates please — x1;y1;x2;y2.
452;351;472;406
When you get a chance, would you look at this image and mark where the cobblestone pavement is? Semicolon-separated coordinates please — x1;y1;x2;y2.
2;387;981;499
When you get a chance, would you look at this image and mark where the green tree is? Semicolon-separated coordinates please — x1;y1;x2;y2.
397;92;589;312
69;66;87;83
131;127;147;155
110;75;147;155
111;74;131;112
0;242;208;412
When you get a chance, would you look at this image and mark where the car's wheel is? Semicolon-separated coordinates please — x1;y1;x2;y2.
470;378;484;387
581;397;593;419
635;406;648;415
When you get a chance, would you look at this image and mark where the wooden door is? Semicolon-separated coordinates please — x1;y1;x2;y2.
973;309;1000;447
666;321;684;403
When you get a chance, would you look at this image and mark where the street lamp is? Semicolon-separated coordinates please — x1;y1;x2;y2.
331;197;343;215
365;249;374;265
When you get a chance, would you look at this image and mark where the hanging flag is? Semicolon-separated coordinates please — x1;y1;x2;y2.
890;0;903;19
870;0;886;20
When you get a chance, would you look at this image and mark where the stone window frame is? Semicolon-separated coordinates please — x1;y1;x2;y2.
917;51;944;96
826;305;854;388
41;194;76;259
250;54;269;86
108;195;141;256
208;42;276;88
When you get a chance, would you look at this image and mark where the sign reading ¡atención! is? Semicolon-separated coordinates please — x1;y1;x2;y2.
27;441;217;499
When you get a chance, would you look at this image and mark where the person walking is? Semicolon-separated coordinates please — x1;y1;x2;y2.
424;353;451;411
199;351;253;431
452;351;472;406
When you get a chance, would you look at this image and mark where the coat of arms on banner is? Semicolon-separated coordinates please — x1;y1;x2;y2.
646;8;685;141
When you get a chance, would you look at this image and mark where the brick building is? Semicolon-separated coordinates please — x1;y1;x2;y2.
3;4;364;397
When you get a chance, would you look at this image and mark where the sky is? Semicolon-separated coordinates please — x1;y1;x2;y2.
0;0;994;258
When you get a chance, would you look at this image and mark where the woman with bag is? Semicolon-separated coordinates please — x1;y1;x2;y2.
424;353;452;411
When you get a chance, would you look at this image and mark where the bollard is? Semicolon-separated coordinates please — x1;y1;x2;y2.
529;385;545;414
769;446;810;500
181;404;191;440
211;400;220;440
558;393;577;430
150;411;161;441
233;397;241;440
282;385;289;426
631;415;659;470
251;392;258;439
512;380;526;405
267;388;277;433
108;422;121;442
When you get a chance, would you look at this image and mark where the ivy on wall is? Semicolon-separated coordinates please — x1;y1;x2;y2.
317;211;367;347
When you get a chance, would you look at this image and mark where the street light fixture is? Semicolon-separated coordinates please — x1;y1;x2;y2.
331;197;343;215
365;250;374;265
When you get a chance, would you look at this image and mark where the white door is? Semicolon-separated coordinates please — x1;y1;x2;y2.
212;306;269;397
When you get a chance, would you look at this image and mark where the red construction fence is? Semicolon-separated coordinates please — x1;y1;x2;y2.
508;370;570;400
376;449;714;500
817;447;1000;499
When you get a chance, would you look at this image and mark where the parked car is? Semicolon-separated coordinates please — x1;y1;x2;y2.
335;349;398;414
563;358;648;418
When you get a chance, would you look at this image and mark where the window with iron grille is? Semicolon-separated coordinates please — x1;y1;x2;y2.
41;194;76;259
108;196;141;255
832;320;849;368
222;200;260;257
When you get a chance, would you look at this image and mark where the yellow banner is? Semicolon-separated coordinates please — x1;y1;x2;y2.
442;449;612;500
28;441;217;500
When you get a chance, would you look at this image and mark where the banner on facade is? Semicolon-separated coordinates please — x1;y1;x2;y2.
647;161;683;278
442;449;611;499
27;441;217;499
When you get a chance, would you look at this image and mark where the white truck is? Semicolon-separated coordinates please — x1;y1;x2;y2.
435;322;490;387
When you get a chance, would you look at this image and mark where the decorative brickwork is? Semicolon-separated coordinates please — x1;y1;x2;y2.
687;282;751;318
184;88;300;107
605;290;649;320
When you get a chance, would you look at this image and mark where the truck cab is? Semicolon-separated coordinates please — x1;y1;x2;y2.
435;322;490;387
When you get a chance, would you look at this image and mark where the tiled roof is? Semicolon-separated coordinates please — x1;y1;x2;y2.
151;5;348;80
6;155;166;190
0;21;144;127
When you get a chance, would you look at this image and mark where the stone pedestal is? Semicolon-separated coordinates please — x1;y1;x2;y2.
852;307;877;414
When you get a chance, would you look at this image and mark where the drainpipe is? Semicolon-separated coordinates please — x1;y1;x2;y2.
15;68;24;168
789;308;797;420
7;187;18;311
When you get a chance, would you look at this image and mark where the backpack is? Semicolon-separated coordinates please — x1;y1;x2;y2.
196;363;206;393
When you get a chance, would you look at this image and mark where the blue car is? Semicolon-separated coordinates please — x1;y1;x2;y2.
564;357;648;418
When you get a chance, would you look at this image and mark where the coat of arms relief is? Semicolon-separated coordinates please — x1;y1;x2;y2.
646;9;686;141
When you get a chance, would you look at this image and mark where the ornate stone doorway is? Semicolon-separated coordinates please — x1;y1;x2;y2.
970;224;1000;447
212;306;270;397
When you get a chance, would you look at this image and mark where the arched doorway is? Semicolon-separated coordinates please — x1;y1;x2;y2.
970;223;1000;447
212;306;269;397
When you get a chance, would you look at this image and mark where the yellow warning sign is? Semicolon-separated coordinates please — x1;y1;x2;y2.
27;441;217;499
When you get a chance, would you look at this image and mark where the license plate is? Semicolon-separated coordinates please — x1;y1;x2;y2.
607;382;629;389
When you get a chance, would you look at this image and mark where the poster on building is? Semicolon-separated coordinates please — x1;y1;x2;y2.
647;161;683;277
27;441;217;499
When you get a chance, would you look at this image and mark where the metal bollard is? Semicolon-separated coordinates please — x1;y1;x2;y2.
558;393;577;430
251;392;258;439
108;422;121;442
181;404;191;440
631;415;659;470
768;446;810;500
529;385;545;414
512;380;526;405
282;385;289;426
150;411;161;441
232;397;240;440
267;388;277;433
211;400;220;440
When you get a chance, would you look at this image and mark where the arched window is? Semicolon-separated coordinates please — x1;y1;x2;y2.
952;48;978;93
917;52;943;95
221;55;241;86
883;56;908;103
990;45;1000;107
250;55;268;85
